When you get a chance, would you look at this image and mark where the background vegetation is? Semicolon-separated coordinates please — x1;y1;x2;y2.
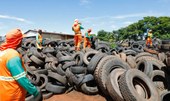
97;16;170;47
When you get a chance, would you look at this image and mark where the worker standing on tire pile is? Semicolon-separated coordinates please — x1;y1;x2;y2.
36;29;43;49
0;29;42;101
146;29;153;47
72;19;84;51
83;28;93;49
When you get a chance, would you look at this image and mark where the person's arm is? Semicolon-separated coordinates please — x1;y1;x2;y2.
6;56;39;97
80;25;84;29
72;27;74;31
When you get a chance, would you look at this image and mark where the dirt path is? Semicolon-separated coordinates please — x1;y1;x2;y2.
44;90;106;101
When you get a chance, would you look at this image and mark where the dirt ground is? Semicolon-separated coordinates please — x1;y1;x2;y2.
44;90;106;101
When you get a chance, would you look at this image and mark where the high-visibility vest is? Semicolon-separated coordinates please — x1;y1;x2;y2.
0;49;26;101
72;24;81;34
148;32;153;38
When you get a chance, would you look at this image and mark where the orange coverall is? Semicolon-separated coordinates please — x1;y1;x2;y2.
83;30;92;49
146;32;153;47
72;22;84;51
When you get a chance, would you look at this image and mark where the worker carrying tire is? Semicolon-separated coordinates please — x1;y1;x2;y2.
72;19;84;51
83;28;93;49
146;29;153;47
0;29;42;101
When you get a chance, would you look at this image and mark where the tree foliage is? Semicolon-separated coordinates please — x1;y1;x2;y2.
97;16;170;42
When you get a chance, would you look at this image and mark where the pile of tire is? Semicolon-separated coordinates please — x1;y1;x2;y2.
18;37;170;101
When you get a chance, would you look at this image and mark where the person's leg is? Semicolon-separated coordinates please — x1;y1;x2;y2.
74;35;78;50
146;38;149;47
77;35;82;51
87;40;91;48
150;39;153;47
83;38;87;49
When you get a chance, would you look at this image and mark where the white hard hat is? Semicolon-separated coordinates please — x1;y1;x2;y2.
74;19;79;22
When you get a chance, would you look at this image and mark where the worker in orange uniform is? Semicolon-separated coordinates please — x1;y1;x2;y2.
83;29;92;49
0;29;42;101
146;29;153;47
72;19;84;51
36;29;43;49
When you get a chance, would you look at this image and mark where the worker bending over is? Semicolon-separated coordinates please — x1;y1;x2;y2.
83;29;92;49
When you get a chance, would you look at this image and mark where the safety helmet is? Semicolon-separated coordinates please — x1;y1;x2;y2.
74;19;79;23
88;29;92;33
149;29;152;32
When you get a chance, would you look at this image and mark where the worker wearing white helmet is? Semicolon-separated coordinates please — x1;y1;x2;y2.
72;19;84;51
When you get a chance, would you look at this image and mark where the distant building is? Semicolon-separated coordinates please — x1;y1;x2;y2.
24;30;74;40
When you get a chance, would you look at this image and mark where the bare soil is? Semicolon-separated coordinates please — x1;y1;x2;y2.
44;90;106;101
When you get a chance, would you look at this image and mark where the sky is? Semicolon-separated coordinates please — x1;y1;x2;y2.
0;0;170;36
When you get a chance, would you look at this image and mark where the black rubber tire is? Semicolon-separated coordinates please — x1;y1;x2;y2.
118;69;160;101
58;56;73;63
97;56;130;95
123;49;137;56
62;61;76;70
45;82;66;94
106;68;125;101
55;64;66;76
158;52;166;62
118;52;127;62
38;74;48;89
72;51;84;66
161;91;170;101
161;44;170;50
48;71;67;86
94;55;114;84
148;59;166;71
70;66;87;74
80;82;98;95
83;50;98;65
136;59;153;77
150;70;168;92
135;52;153;61
87;52;106;73
30;55;44;66
126;55;136;69
162;40;170;44
41;89;53;100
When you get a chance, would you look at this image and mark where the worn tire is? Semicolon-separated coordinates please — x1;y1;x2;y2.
118;69;160;101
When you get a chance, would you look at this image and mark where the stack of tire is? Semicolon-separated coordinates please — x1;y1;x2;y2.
17;37;170;101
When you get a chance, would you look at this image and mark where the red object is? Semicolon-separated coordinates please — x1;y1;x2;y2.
0;29;23;51
87;29;92;33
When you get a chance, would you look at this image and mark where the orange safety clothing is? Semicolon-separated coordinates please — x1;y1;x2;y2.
0;29;39;101
83;30;92;49
0;49;26;101
36;33;43;49
0;29;23;51
72;21;84;51
83;37;91;49
146;31;153;47
146;37;152;47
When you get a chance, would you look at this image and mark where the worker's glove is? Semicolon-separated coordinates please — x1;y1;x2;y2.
34;87;43;101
